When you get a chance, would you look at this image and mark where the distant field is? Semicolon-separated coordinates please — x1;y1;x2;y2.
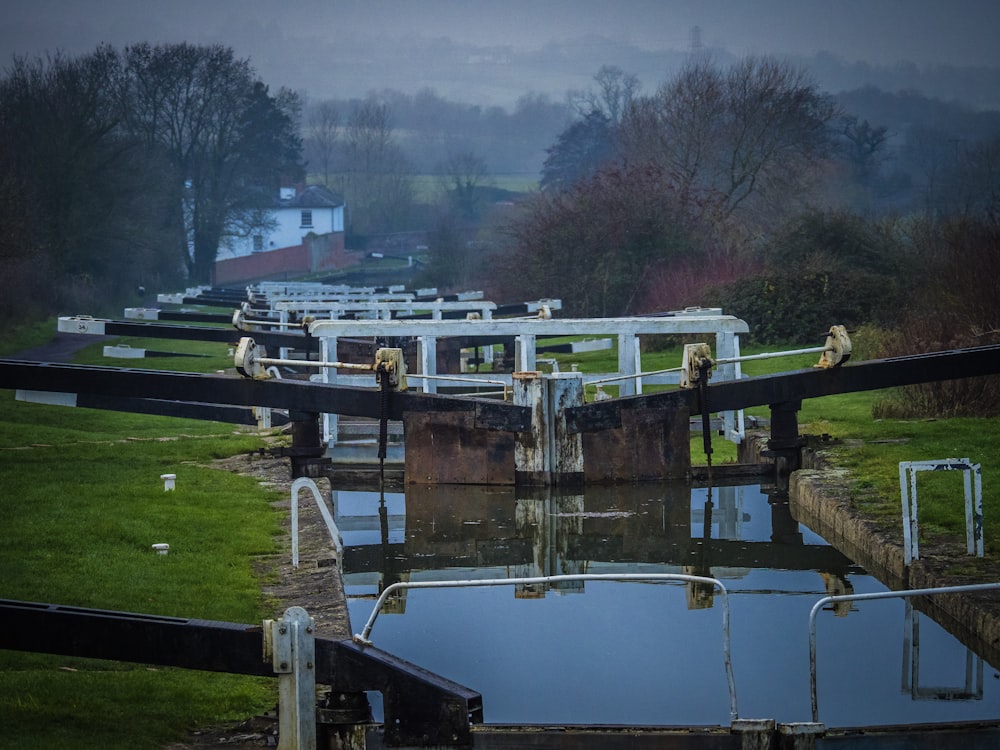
490;173;539;194
308;173;539;203
408;172;538;203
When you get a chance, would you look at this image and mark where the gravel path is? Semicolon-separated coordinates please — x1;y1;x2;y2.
9;331;111;363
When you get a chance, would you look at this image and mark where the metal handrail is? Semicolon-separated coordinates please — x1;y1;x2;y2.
405;373;510;400
584;343;827;388
809;582;1000;722
290;477;342;568
589;365;684;387
354;572;738;722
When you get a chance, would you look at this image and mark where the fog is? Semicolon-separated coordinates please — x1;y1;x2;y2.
3;0;1000;107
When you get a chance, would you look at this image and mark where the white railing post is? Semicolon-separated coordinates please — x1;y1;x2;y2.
264;606;316;750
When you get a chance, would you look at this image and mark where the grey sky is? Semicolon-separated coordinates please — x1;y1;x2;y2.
3;0;999;106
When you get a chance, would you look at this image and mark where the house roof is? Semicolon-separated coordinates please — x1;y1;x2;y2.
282;184;344;209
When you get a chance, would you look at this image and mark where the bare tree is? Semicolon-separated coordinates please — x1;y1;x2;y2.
568;65;640;125
305;99;339;187
437;150;492;219
838;115;890;184
620;56;837;225
495;162;692;316
118;43;302;283
339;95;414;235
619;58;725;209
0;48;177;316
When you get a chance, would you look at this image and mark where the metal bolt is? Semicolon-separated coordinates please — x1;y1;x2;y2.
279;661;288;670
279;626;287;634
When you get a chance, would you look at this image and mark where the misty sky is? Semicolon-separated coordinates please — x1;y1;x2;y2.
3;0;999;106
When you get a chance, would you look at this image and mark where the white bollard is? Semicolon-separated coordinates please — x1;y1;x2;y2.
160;473;176;491
152;543;170;555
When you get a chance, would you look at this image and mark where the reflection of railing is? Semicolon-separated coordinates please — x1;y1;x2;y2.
903;601;983;701
354;572;738;722
809;582;1000;722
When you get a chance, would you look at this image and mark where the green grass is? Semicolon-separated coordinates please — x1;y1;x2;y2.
0;317;61;356
74;335;237;371
0;332;283;748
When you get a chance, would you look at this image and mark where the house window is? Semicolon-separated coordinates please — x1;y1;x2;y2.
301;210;313;228
252;235;264;253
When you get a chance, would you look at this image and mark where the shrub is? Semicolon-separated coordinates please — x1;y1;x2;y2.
867;215;1000;418
705;211;911;343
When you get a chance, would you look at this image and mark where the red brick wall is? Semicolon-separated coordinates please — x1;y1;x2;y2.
212;233;359;285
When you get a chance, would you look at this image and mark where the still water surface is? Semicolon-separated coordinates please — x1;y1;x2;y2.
337;482;1000;727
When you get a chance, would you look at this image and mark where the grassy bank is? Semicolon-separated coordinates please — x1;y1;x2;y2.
0;331;284;749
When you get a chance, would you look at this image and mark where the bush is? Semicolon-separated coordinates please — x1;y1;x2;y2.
866;215;1000;418
705;211;911;343
867;318;1000;419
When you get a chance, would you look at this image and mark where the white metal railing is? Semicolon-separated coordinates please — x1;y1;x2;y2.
354;572;739;722
404;373;511;400
310;312;749;446
808;582;1000;722
900;458;984;565
290;477;342;568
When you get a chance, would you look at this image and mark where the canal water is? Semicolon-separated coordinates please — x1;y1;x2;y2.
337;481;1000;728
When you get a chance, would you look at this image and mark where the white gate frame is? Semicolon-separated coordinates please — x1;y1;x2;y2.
899;458;983;565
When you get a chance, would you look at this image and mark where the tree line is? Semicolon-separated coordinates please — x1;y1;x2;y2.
0;43;300;320
474;60;999;415
2;44;998;418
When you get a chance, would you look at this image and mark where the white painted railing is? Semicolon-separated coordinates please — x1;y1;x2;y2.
290;477;342;568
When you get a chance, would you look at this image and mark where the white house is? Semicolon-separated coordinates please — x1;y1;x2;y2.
220;184;345;259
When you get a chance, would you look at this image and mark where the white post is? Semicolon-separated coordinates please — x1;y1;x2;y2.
617;333;638;397
265;607;317;750
515;334;536;372
513;372;584;485
900;462;914;564
321;337;338;445
419;335;437;394
513;372;547;481
548;373;584;481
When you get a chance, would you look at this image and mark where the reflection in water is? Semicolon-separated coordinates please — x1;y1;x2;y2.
904;601;983;701
344;483;859;600
336;482;998;726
